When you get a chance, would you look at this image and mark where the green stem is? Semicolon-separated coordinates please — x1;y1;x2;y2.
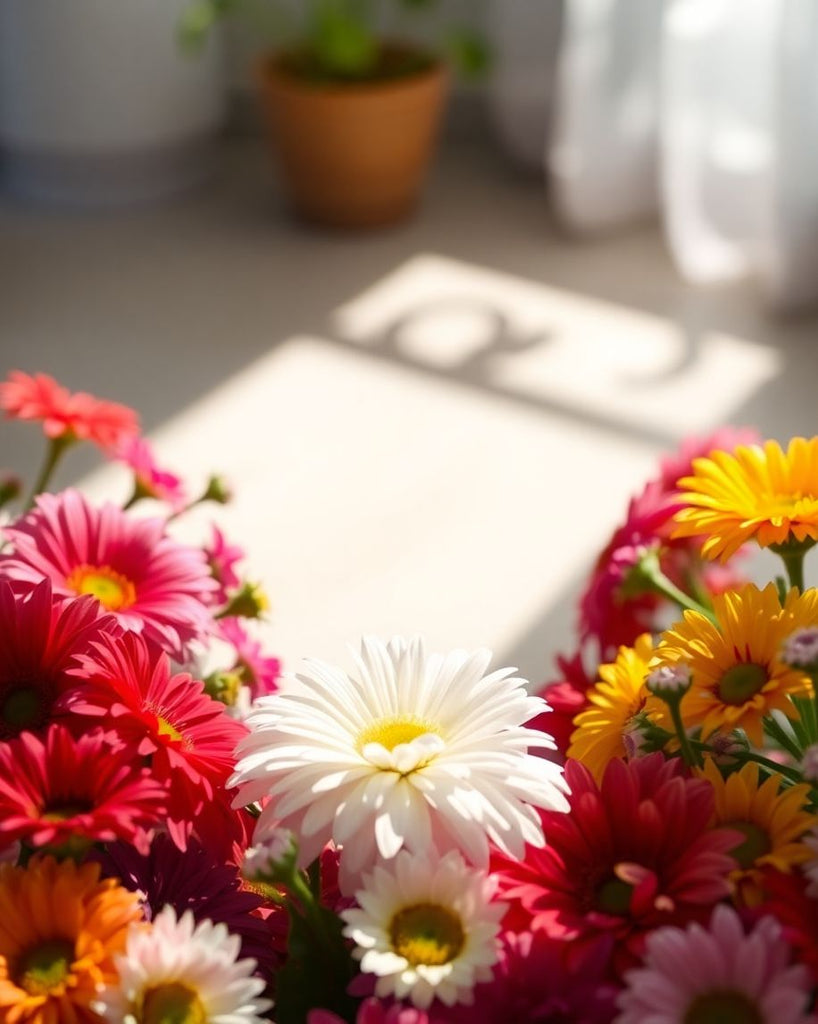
668;699;700;769
780;549;806;592
25;436;73;508
731;749;805;786
639;556;716;621
763;714;804;760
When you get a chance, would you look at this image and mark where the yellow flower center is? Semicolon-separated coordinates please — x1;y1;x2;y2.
155;715;184;744
683;990;763;1024
141;982;207;1024
389;903;465;967
717;663;768;706
725;821;771;869
65;563;136;611
1;685;45;733
356;716;438;753
16;939;75;996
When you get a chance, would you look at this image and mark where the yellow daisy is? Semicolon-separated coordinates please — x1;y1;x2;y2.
567;634;663;782
672;437;818;562
652;583;816;748
0;856;141;1024
700;759;817;906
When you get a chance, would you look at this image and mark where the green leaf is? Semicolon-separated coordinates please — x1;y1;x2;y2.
176;0;237;53
445;27;492;79
309;2;379;78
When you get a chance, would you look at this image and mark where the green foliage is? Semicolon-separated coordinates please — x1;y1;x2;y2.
178;0;489;82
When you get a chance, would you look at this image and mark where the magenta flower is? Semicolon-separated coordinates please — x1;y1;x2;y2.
112;435;187;511
0;489;218;660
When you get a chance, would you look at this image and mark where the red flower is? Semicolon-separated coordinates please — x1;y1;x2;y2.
0;577;117;740
528;650;594;762
0;724;165;856
1;489;217;660
66;630;248;850
0;370;138;449
757;869;818;985
493;754;739;974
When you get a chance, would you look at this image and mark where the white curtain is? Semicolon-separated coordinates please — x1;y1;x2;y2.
488;0;818;313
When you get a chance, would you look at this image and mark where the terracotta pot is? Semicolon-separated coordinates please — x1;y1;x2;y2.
256;51;449;228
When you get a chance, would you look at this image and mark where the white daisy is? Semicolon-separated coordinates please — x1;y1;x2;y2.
342;849;505;1010
94;905;272;1024
231;635;570;878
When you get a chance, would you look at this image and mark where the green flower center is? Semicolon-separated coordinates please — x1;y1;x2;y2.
357;716;438;753
726;821;771;869
595;877;633;916
717;663;768;705
684;990;764;1024
16;939;74;996
2;685;45;733
142;982;207;1024
389;902;464;967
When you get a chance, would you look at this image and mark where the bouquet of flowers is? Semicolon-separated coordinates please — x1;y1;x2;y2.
2;369;818;1024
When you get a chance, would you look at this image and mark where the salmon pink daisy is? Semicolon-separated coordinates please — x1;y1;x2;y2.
0;724;166;857
493;754;739;972
0;489;218;659
616;904;814;1024
66;630;248;849
0;576;117;740
0;370;139;449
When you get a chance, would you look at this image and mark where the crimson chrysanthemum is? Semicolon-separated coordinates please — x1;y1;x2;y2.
493;754;739;973
0;576;117;741
0;724;166;857
0;489;217;659
0;370;139;449
66;630;248;850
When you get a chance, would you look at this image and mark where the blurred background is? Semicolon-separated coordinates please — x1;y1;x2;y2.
1;0;817;685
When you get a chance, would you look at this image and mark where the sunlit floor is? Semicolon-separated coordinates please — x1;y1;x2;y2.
1;133;817;686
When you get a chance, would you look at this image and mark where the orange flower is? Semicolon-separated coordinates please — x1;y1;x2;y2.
0;857;141;1024
672;438;818;561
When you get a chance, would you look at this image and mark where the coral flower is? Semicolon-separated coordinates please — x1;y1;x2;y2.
493;755;739;972
700;759;815;905
0;576;117;741
616;904;815;1024
673;437;818;561
651;583;816;747
0;489;217;660
0;370;139;450
0;856;141;1024
567;633;663;782
66;630;248;849
0;724;166;857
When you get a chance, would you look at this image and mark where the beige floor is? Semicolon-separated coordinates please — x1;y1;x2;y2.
1;134;816;686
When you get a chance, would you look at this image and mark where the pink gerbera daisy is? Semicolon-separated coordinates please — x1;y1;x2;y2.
0;577;117;740
205;526;245;603
112;435;187;512
0;724;166;857
0;489;218;660
0;370;139;449
66;630;248;849
219;617;281;698
493;755;739;973
616;904;814;1024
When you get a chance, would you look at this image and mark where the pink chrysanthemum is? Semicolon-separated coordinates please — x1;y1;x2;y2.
112;435;187;511
219;617;281;698
0;370;139;449
616;904;814;1024
0;489;217;659
66;630;248;849
493;755;739;973
205;526;245;603
0;576;117;740
0;724;166;857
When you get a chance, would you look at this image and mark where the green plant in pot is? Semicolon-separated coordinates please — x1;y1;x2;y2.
181;0;488;228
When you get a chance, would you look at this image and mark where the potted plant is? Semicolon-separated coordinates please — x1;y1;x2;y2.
180;0;487;228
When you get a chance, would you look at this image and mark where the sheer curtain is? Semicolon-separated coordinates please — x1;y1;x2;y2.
488;0;818;312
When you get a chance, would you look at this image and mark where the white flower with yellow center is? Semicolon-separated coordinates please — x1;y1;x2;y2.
230;636;570;877
342;850;505;1010
94;905;272;1024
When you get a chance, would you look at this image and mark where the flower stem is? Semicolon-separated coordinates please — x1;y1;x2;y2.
763;714;804;761
25;436;72;508
779;548;806;592
731;749;805;785
639;557;715;621
667;699;700;769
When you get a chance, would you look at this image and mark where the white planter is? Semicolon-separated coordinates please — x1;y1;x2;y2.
0;0;226;207
486;0;564;171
